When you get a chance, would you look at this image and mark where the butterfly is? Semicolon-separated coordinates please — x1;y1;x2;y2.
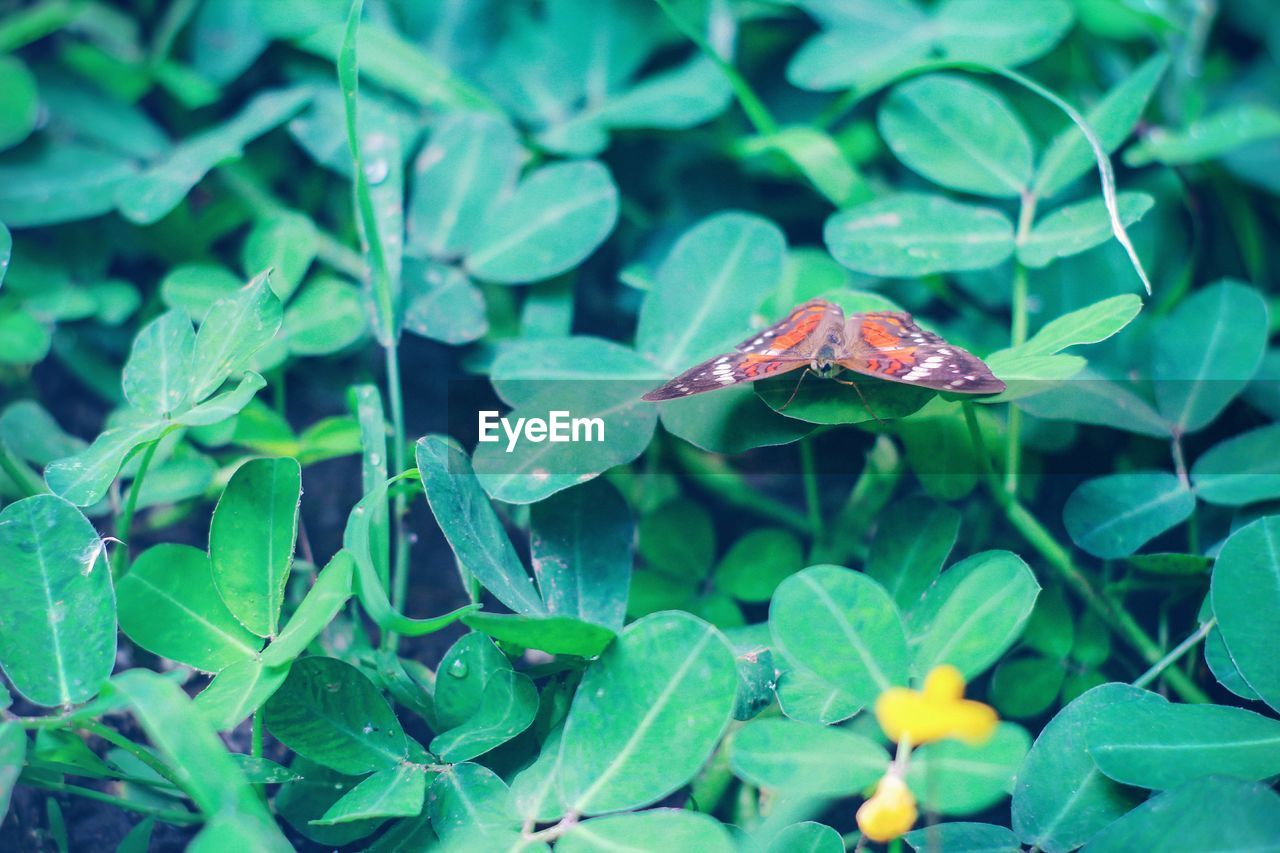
642;298;1005;401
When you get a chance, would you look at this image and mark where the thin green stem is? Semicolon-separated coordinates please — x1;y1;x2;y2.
0;0;87;52
1003;193;1036;495
1133;618;1214;689
251;712;263;759
18;779;201;826
383;344;410;651
81;720;187;792
673;443;813;534
651;0;780;135
799;439;823;549
114;438;161;577
961;404;1211;704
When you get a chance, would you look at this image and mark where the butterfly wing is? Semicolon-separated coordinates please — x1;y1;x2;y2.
839;311;1006;394
642;299;835;401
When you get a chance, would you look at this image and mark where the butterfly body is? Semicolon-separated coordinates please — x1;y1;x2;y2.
643;298;1005;401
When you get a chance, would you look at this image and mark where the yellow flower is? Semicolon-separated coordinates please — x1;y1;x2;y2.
874;664;998;745
856;774;918;843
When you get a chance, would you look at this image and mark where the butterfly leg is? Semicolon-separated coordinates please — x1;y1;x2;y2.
830;376;886;428
778;369;810;411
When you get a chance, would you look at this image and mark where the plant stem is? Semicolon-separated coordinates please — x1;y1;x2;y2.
799;439;824;549
18;779;201;826
1133;618;1215;689
114;438;161;577
81;720;187;792
251;711;263;759
673;443;813;534
961;404;1211;704
1003;194;1036;495
0;444;44;497
652;0;780;135
384;343;411;647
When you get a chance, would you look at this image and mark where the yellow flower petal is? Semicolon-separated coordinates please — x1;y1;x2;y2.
874;665;999;745
856;774;918;843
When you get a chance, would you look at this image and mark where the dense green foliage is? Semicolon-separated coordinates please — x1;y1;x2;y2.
1;0;1279;850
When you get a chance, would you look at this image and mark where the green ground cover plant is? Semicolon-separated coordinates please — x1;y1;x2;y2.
1;0;1279;850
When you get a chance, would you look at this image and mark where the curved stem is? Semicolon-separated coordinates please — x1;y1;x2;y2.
961;404;1211;704
19;779;201;826
114;437;161;577
81;720;187;793
1133;618;1215;689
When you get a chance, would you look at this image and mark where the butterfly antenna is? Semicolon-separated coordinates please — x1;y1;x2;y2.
779;370;809;411
833;377;886;428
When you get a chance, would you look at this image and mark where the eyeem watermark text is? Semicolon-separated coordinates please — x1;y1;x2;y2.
478;410;605;452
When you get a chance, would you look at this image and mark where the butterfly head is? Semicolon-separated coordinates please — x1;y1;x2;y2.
810;331;843;377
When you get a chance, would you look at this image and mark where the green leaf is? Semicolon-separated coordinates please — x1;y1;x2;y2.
879;74;1032;197
472;381;657;504
825;193;1015;277
0;495;113;707
44;420;168;506
1211;516;1280;713
261;551;354;666
1191;424;1280;506
462;612;615;657
0;55;37;151
1082;776;1280;852
1016;294;1144;358
558;810;735;853
0;308;51;364
284;274;368;355
729;717;888;796
0;141;138;227
904;822;1021;853
242;212;317;301
0;722;25;823
1153;280;1268;433
115;88;312;224
713;528;805;604
788;0;1072;96
276;756;387;846
491;337;661;402
510;725;566;824
757;372;935;425
743;125;867;206
1125;105;1280;167
195;658;289;732
402;260;487;344
264;656;407;775
770;565;910;707
897;400;980;500
429;669;538;762
907;723;1031;815
1012;683;1147;851
428;762;517;840
529;479;632;630
636;212;786;375
160;263;244;321
1087;694;1280;789
434;633;513;732
909;550;1039;680
209;457;301;638
991;656;1066;719
638;497;715;580
178;371;268;426
558;612;738;814
774;657;861;725
1033;52;1169;198
465;161;618;284
1021;585;1075;659
1018;193;1155;268
111;670;291;851
0;222;9;287
770;822;844;853
1063;472;1194;559
1016;368;1169;437
190;271;284;401
121;310;196;416
416;436;546;613
1205;623;1261;701
407;111;523;258
866;497;960;611
118;544;262;672
312;764;427;825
